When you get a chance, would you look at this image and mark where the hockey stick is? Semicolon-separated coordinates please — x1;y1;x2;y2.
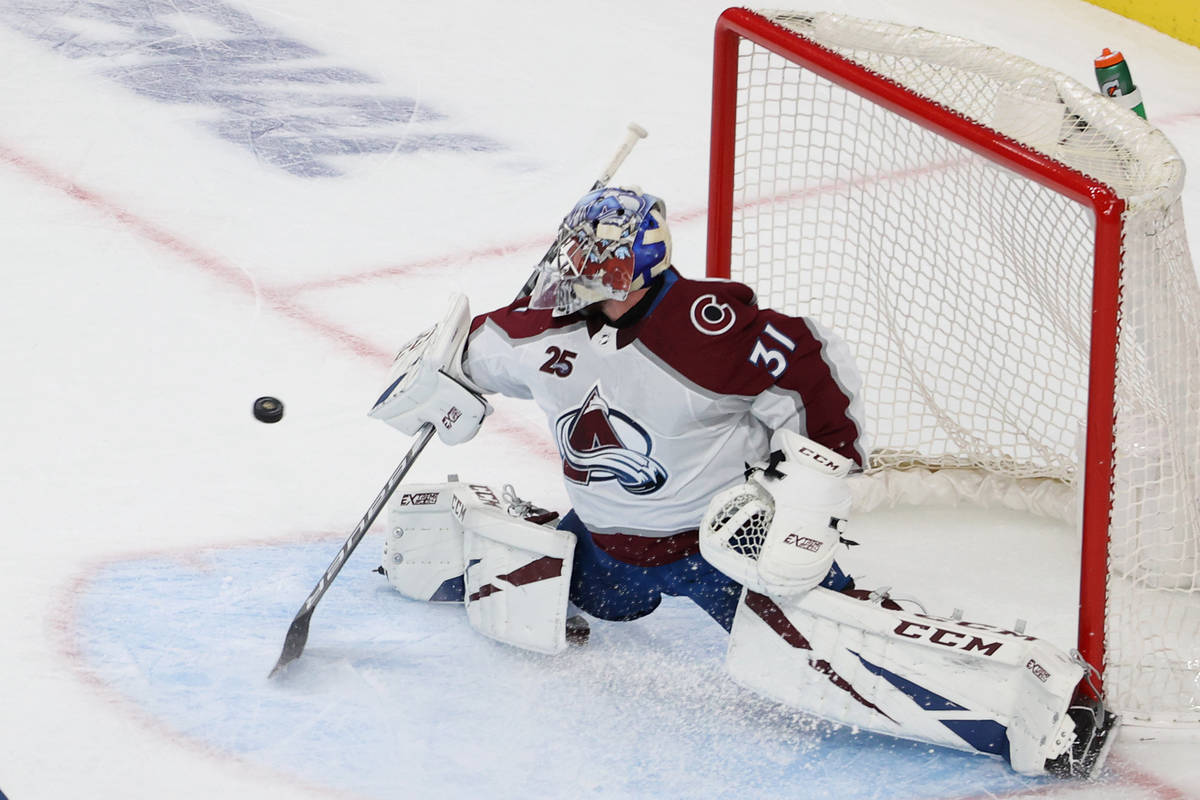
270;124;646;677
269;421;437;677
513;122;648;302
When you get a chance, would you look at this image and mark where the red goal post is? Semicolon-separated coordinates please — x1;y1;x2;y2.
707;8;1199;726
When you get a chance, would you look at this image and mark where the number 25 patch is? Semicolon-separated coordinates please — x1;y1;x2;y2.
540;346;578;377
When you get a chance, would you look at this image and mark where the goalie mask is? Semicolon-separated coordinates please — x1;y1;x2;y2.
528;187;672;316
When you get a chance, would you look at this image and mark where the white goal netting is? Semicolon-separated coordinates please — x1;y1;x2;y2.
716;10;1200;726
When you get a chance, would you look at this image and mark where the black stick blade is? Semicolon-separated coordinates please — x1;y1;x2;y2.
269;610;314;678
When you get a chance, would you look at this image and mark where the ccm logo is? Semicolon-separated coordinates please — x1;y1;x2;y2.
782;533;822;552
797;445;841;473
893;620;1003;656
451;494;466;521
469;484;502;508
1026;659;1051;683
399;492;439;506
912;613;1038;642
442;406;463;429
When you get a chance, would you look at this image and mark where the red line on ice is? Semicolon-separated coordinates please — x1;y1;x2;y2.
280;236;552;296
0;143;390;364
1108;755;1198;800
273;195;716;297
0;141;560;459
273;158;951;297
912;742;1195;800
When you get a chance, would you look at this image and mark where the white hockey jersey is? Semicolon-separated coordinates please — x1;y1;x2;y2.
464;268;867;548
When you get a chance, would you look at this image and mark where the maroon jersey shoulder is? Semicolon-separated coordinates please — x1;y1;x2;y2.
637;274;865;464
635;276;784;395
469;296;580;340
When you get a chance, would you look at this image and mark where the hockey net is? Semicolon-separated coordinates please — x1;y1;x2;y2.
707;9;1200;727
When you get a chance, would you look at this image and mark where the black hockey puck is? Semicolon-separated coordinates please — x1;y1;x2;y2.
253;396;285;423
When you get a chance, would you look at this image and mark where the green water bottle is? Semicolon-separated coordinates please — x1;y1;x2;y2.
1094;48;1147;119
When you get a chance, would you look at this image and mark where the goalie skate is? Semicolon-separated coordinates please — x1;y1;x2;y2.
1044;694;1119;779
565;614;591;646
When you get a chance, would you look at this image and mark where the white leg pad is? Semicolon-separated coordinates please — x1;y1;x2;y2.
727;588;1082;774
381;483;467;602
455;484;576;655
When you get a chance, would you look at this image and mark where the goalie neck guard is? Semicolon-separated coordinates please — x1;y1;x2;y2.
528;187;672;316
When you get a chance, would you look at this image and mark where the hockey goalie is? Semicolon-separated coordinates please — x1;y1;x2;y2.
367;185;1116;777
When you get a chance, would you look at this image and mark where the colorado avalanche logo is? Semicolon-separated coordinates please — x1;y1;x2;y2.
555;385;668;495
690;293;736;335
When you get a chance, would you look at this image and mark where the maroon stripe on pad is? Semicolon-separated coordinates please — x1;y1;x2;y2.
743;591;895;722
499;556;564;586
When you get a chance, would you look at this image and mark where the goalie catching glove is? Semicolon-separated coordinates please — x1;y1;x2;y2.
700;429;853;597
369;293;491;445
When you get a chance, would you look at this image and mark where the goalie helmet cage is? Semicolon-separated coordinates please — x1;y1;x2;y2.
707;8;1200;727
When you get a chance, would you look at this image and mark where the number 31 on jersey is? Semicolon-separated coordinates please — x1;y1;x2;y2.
749;323;797;378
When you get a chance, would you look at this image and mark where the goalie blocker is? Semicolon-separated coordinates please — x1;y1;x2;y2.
379;480;577;655
700;430;1117;777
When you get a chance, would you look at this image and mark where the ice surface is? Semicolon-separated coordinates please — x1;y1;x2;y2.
2;0;1199;798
